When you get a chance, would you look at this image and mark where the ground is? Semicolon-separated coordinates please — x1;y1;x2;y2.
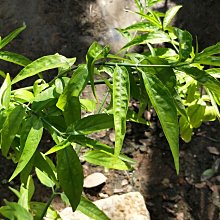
0;0;220;219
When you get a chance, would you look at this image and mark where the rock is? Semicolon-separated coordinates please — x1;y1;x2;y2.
109;132;115;142
59;192;151;220
83;172;107;188
121;179;129;186
207;146;220;155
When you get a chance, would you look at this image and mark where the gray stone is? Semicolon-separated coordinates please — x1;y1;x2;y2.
59;192;150;220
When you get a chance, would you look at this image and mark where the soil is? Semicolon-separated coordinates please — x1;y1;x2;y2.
0;0;220;220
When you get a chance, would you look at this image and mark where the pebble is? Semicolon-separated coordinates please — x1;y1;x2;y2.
121;179;129;186
83;172;107;188
109;132;115;142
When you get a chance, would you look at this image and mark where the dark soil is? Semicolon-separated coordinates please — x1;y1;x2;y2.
0;0;220;219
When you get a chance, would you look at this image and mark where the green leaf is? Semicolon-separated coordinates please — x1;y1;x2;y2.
179;66;220;96
69;135;135;165
9;116;43;181
57;146;83;211
12;54;74;84
203;106;217;121
206;68;220;78
35;168;55;188
163;5;182;29
121;31;170;50
30;202;61;220
123;22;159;32
113;66;130;156
45;139;71;155
0;73;11;108
63;97;81;126
0;51;31;66
77;196;110;220
194;56;220;67
195;42;220;58
57;64;88;110
67;114;114;135
179;116;193;143
173;28;192;61
134;11;162;27
86;42;109;97
1;105;25;156
18;176;35;210
0;201;33;220
0;25;26;49
84;150;131;170
32;86;56;112
187;100;206;128
80;99;96;112
139;68;179;173
0;70;6;78
34;151;57;184
13;89;34;103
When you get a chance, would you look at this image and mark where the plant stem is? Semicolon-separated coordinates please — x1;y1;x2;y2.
39;191;57;220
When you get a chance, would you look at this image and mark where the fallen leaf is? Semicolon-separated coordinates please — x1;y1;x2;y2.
207;147;220;155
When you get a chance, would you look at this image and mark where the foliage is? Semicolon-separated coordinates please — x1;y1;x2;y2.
0;0;220;219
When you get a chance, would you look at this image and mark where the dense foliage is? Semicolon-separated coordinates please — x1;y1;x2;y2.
0;0;220;219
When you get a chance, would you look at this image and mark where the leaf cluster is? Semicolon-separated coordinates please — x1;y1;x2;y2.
0;1;220;219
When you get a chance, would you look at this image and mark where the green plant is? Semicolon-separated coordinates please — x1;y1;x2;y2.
0;0;220;219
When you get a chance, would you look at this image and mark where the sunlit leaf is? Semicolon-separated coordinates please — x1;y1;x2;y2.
0;51;31;66
163;5;182;29
0;73;11;108
0;201;33;220
121;31;170;50
35;168;55;188
12;54;74;84
0;25;26;49
113;66;130;156
139;68;179;173
179;66;220;96
1;105;25;156
84;150;131;170
173;28;192;61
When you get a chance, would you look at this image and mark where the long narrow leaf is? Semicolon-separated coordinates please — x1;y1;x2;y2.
179;66;220;96
57;146;83;211
84;150;131;170
139;68;179;173
0;202;33;220
195;42;220;58
69;135;135;165
57;64;88;111
0;25;26;49
121;31;170;51
1;105;25;156
113;66;130;156
77;196;110;220
12;54;74;84
163;5;182;29
0;51;31;66
9;116;43;181
173;28;192;61
67;114;114;135
194;56;220;67
0;73;11;108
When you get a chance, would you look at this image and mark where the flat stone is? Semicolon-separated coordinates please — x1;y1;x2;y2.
59;192;151;220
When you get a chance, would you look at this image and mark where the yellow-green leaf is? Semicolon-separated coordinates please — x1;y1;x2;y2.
113;66;130;156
